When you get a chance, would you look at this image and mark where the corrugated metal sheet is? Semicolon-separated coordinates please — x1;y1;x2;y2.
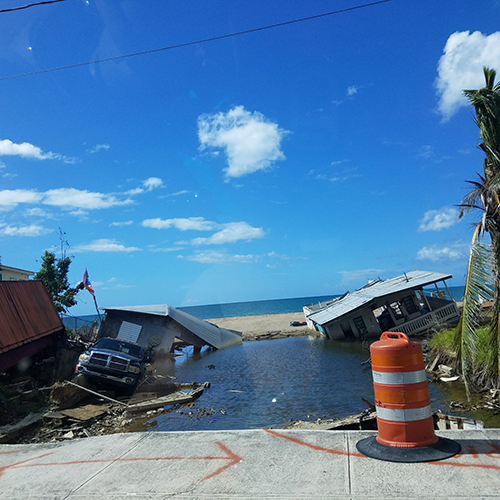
309;293;372;325
308;270;453;326
0;281;64;355
102;304;242;349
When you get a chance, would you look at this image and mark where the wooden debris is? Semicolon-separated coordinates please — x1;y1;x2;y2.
361;397;375;411
125;391;195;414
43;411;66;420
427;353;440;372
60;404;109;421
434;411;483;430
438;365;453;376
282;409;377;431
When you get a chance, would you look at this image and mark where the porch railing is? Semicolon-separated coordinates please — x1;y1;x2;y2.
388;302;459;336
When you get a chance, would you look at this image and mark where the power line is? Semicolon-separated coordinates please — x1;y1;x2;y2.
0;0;65;14
0;0;391;81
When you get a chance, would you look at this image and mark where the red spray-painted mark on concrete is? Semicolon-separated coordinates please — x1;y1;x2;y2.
265;429;365;457
264;429;500;471
0;452;55;480
0;442;242;482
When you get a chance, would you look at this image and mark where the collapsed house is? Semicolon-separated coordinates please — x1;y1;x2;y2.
303;270;460;340
0;281;66;372
97;304;242;355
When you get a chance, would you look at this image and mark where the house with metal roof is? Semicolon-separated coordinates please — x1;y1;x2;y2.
0;281;66;372
97;304;242;356
303;271;460;340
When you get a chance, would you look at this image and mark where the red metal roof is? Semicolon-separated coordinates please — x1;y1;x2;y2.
0;281;64;355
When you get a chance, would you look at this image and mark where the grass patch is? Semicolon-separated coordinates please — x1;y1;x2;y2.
430;326;493;367
429;328;456;350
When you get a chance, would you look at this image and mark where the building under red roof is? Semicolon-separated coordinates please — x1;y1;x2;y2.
0;281;65;372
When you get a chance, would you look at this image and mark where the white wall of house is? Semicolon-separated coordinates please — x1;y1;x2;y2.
0;266;34;281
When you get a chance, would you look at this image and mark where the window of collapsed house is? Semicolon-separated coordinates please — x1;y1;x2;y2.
388;301;404;321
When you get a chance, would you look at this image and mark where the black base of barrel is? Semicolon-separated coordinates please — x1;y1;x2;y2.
356;436;461;463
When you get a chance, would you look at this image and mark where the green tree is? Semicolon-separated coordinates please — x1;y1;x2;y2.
455;67;500;394
34;231;84;313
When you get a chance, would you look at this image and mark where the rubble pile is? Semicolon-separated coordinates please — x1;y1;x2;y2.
1;376;211;444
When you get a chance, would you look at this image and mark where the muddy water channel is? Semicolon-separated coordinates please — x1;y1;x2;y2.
145;336;500;432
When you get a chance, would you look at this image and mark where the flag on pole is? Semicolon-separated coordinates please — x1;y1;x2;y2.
83;269;95;296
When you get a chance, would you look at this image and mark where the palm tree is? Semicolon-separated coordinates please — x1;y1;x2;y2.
455;67;500;394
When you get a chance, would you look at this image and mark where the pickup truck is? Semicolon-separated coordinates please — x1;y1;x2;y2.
75;337;148;393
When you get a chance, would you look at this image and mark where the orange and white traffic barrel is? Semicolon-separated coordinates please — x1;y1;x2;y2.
356;332;461;462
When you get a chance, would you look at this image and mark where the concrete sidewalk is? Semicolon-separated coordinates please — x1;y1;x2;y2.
1;429;499;499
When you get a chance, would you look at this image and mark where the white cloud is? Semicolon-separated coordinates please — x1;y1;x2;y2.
0;139;55;160
149;245;182;252
143;217;264;246
0;185;152;212
188;222;265;246
142;217;217;231
0;224;52;237
25;207;52;218
89;144;110;154
310;166;360;183
42;188;134;210
68;209;89;219
0;139;77;163
417;145;434;160
72;239;141;253
416;241;468;262
0;189;42;208
110;220;133;227
126;187;144;195
167;190;190;197
126;177;164;195
347;86;359;96
436;31;500;120
182;250;259;264
143;177;163;191
198;105;288;178
418;207;459;232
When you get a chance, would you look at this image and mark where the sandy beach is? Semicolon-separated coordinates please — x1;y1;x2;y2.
208;312;315;341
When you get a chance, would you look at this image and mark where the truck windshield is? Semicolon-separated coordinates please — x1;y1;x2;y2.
94;338;143;359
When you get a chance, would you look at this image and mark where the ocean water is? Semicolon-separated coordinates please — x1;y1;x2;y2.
63;286;465;327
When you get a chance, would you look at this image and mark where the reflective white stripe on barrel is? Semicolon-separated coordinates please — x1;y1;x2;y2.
372;369;427;385
375;405;432;422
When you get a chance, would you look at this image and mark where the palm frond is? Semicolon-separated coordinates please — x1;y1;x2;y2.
455;225;493;397
487;290;500;384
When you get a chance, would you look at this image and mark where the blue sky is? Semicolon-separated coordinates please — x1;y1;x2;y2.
1;0;500;316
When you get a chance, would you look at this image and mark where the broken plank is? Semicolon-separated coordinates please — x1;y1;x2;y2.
124;391;196;414
60;404;109;421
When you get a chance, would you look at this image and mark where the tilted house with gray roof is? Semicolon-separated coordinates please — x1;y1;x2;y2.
303;271;460;340
97;304;242;356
